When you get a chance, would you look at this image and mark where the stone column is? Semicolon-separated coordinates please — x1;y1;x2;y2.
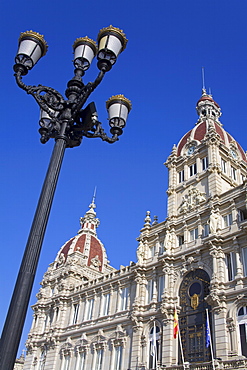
213;307;228;360
133;271;141;305
152;268;157;303
108;284;113;316
196;156;201;173
130;324;143;369
184;161;188;181
226;318;238;357
216;248;226;286
197;214;202;238
209;245;218;282
161;314;175;366
140;275;147;307
233;238;243;289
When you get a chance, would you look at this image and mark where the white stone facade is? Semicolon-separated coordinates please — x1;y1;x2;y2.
22;91;247;369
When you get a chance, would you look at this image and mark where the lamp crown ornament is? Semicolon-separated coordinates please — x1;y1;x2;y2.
19;30;48;55
73;36;97;51
97;25;128;51
106;94;132;110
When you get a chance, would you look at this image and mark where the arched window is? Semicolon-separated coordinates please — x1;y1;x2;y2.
237;306;247;357
179;269;211;363
148;325;161;369
38;347;47;370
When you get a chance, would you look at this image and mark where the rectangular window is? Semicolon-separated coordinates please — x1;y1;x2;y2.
221;158;226;173
189;163;197;177
146;280;154;304
38;349;47;370
178;235;184;246
72;303;79;324
120;287;128;311
114;346;123;370
44;314;49;330
238;209;247;222
159;242;164;255
231;166;237;180
226;252;237;281
77;352;86;370
85;298;94;321
62;355;70;370
179;170;185;183
49;309;54;326
201;157;209;171
101;293;110;316
149;245;155;257
189;228;198;241
55;307;59;321
242;247;247;276
95;349;104;370
202;223;209;237
222;213;233;228
158;275;165;301
239;324;247;357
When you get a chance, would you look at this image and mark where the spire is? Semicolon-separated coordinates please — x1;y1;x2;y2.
79;191;100;234
196;68;221;122
201;67;206;96
87;187;97;215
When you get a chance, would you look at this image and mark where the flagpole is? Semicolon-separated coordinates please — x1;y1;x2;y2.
178;326;186;370
174;307;186;370
151;321;156;369
206;308;215;370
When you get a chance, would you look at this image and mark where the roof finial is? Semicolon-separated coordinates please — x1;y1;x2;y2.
202;67;207;95
92;186;97;204
88;186;97;211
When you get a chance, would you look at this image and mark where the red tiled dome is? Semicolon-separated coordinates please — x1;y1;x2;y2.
55;200;106;272
176;120;247;162
197;95;220;108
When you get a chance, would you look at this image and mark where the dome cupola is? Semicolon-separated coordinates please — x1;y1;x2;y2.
196;88;221;122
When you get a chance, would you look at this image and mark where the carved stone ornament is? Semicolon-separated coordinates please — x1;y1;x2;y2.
191;293;199;310
226;317;236;332
136;240;145;265
56;253;66;268
90;255;102;270
179;186;206;213
205;292;226;313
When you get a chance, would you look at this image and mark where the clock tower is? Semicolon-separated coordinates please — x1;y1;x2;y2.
165;89;247;219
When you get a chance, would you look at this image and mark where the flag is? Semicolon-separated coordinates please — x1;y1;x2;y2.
151;322;156;356
205;315;210;348
174;308;178;339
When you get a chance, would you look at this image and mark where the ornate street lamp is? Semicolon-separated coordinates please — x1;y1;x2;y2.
0;27;131;370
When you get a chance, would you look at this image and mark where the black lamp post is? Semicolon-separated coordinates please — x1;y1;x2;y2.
0;26;131;370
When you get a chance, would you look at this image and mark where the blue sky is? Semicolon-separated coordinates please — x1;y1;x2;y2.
1;0;247;356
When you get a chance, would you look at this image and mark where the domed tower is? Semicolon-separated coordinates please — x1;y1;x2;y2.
165;89;247;218
38;199;116;299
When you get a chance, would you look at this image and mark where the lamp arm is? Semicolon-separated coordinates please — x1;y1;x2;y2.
81;118;118;144
14;71;66;114
71;70;106;118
